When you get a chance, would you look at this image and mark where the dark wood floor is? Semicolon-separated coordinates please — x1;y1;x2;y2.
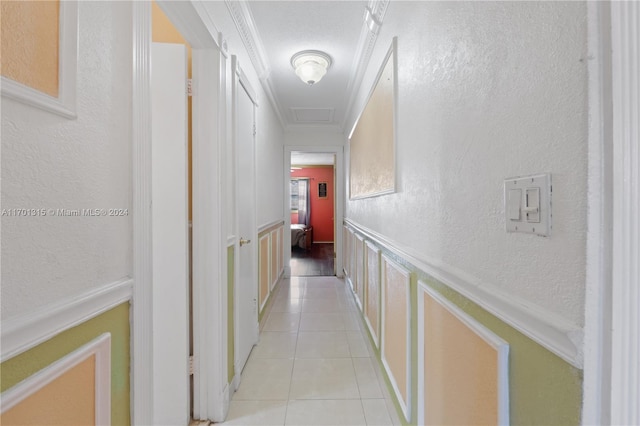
290;243;335;276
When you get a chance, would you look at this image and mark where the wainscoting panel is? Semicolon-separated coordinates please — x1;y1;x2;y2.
343;225;350;278
381;254;411;421
345;219;582;424
355;234;365;311
1;333;111;425
278;227;284;276
257;221;285;316
418;281;509;425
270;230;278;290
365;241;381;348
348;227;357;293
259;234;270;313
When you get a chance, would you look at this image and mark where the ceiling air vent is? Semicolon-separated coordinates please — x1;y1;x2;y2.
290;108;334;123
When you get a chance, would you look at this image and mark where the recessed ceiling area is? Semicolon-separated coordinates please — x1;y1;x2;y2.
243;1;371;130
291;152;335;166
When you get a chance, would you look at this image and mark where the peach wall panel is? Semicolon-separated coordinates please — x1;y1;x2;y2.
355;235;365;310
365;242;381;347
343;226;350;277
270;231;278;289
259;235;270;312
348;229;356;293
418;282;509;425
1;1;59;97
1;333;111;425
381;255;411;420
278;227;284;274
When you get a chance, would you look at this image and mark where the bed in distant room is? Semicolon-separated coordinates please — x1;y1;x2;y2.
291;224;313;250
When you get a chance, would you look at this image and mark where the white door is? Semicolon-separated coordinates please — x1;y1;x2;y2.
235;63;259;374
151;42;190;425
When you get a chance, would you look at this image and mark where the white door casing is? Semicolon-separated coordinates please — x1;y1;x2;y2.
610;2;640;425
284;146;345;278
134;2;229;423
151;42;190;426
233;57;259;376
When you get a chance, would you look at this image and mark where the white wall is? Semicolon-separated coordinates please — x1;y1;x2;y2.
203;2;285;229
284;129;345;147
256;99;285;227
1;2;133;320
345;1;588;326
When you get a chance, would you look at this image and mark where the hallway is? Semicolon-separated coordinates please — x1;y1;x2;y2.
221;276;400;425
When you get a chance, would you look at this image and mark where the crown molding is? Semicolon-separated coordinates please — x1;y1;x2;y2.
342;0;390;134
225;0;287;128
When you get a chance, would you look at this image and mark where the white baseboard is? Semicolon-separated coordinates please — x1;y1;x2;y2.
1;278;133;362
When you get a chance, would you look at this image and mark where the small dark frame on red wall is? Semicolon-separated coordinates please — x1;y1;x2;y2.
318;182;328;198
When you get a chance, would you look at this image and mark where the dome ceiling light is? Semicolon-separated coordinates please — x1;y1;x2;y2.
291;50;332;85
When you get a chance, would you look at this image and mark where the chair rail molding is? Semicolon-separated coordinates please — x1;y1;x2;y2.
1;279;132;362
344;218;583;369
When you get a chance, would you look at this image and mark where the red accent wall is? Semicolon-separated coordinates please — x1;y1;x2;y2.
291;167;334;242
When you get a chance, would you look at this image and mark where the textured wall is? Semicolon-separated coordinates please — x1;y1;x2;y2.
256;98;285;227
284;130;345;147
1;1;133;320
201;2;286;230
346;1;588;326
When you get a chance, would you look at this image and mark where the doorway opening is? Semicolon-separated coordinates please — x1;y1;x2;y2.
289;152;336;276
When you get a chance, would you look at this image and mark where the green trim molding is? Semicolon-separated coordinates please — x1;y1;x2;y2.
0;303;131;426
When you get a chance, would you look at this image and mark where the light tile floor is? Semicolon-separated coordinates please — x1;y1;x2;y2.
220;276;402;426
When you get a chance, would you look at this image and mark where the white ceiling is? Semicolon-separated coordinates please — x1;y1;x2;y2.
248;1;366;130
227;0;388;132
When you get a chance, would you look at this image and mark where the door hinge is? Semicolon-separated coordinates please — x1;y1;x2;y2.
187;79;193;97
189;355;195;375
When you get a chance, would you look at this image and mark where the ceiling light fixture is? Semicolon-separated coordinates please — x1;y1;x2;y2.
291;50;332;85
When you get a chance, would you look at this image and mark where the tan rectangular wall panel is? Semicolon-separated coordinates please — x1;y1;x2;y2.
355;235;365;309
418;282;509;425
365;242;381;347
259;235;270;312
348;229;356;292
1;333;111;425
270;230;278;289
278;227;284;274
381;255;411;420
1;1;60;97
2;357;95;425
343;226;350;277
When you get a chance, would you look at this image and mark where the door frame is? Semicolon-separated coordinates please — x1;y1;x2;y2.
582;1;639;424
284;146;345;278
231;56;260;382
132;2;230;423
608;2;639;424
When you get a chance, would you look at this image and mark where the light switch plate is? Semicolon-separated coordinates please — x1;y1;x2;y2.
504;173;552;236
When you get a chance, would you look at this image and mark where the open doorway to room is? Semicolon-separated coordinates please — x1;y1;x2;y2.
289;152;336;276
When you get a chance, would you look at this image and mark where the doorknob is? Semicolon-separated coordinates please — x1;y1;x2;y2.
240;237;251;247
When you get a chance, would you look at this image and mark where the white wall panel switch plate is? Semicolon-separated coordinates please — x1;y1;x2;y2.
504;173;552;236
